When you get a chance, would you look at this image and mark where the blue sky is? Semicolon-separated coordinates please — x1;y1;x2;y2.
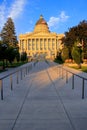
0;0;87;37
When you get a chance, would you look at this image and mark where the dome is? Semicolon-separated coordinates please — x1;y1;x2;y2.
36;15;47;25
34;15;50;33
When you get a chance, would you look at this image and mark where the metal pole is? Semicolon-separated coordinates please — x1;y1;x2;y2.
72;74;74;89
59;67;61;78
57;66;58;75
82;78;84;99
57;66;59;76
0;80;3;100
21;69;22;80
26;67;27;75
28;66;29;73
66;71;68;83
62;67;63;79
31;64;32;69
24;68;25;77
10;75;13;90
17;71;19;84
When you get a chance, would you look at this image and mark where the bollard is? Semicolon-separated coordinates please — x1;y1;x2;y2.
0;80;3;100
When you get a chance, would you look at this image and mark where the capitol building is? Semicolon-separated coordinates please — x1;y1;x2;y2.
19;15;64;60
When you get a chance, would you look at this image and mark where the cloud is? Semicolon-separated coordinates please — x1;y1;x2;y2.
0;1;6;29
47;17;60;27
0;0;26;29
60;11;69;22
8;0;26;19
47;11;69;28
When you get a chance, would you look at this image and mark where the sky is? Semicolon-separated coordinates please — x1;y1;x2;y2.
0;0;87;38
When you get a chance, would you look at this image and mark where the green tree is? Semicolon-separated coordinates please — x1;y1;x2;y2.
0;17;19;68
64;20;87;59
6;47;17;64
61;45;69;62
21;52;27;62
1;17;18;47
15;50;20;62
0;42;8;69
72;41;82;68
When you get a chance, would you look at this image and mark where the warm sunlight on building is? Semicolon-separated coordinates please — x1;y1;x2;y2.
19;15;64;60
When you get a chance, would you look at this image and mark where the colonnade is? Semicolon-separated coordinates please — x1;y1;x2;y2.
19;38;60;59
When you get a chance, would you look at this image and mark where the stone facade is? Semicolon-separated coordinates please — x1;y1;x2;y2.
19;15;64;60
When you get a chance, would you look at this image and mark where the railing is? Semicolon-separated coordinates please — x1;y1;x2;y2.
47;61;87;99
0;63;33;100
57;65;87;99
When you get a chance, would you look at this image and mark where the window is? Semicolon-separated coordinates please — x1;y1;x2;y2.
28;39;31;43
32;47;35;50
28;43;31;50
22;40;24;50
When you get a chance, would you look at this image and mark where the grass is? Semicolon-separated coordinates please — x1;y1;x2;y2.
54;59;87;73
66;65;87;73
7;61;28;68
60;63;87;73
81;66;87;73
0;61;28;73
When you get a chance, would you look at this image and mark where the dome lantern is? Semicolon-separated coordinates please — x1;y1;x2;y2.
34;15;50;33
40;14;43;19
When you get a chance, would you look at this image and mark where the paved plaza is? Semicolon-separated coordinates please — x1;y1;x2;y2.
0;61;87;130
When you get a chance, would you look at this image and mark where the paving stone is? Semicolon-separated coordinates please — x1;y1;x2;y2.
0;61;87;130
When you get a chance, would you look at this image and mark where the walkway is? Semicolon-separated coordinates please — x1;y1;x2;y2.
0;61;87;130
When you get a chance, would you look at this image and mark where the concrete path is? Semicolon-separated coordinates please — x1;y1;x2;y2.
0;61;87;130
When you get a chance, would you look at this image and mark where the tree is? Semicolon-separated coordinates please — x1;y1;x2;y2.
0;41;8;69
72;41;82;68
15;50;20;62
1;17;18;47
0;17;19;68
21;52;27;62
64;20;87;59
6;47;17;64
61;45;69;62
0;41;2;59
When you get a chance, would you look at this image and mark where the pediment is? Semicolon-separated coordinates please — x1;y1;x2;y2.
27;31;51;37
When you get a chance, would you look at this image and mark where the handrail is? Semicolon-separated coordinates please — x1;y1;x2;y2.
48;62;87;99
62;66;87;80
0;63;33;100
57;65;87;99
0;63;31;80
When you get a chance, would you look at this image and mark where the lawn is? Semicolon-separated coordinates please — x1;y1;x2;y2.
70;65;87;73
0;61;28;73
54;59;87;73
